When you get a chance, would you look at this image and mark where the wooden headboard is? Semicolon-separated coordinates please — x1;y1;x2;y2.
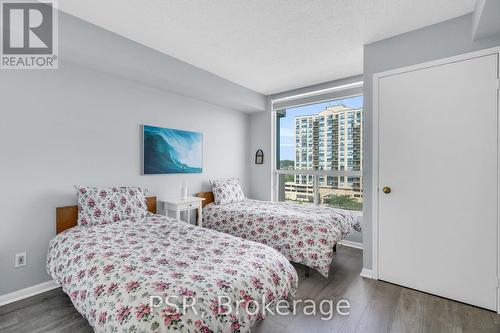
196;192;214;207
56;196;157;235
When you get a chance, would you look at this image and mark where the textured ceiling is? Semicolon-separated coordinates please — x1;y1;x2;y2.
59;0;476;95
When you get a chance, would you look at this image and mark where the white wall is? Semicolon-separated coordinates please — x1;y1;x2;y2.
0;60;252;296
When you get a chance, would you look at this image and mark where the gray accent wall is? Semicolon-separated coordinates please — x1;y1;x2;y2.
248;108;273;201
473;0;500;40
0;11;264;296
362;13;500;270
58;11;266;113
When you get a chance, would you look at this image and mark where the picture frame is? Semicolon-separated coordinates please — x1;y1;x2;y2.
255;149;264;164
142;125;203;174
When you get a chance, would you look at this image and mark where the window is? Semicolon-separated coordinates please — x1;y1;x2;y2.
273;93;363;212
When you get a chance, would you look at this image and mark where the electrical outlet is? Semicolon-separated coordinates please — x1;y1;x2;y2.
15;252;26;268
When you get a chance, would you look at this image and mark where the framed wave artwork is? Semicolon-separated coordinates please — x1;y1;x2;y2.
142;125;203;174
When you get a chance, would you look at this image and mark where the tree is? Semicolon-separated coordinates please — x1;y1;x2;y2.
323;194;362;211
280;160;294;169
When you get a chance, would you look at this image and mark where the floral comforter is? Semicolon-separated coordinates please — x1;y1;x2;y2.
47;214;297;333
203;199;361;277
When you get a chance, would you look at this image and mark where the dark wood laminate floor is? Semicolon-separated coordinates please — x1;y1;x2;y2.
1;246;499;333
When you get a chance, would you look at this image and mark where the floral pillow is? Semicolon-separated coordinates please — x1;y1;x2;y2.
76;186;148;226
211;178;245;205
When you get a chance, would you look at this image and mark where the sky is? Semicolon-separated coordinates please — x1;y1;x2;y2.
279;95;363;161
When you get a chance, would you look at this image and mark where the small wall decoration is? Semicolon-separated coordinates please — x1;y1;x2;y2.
255;149;264;164
143;125;203;174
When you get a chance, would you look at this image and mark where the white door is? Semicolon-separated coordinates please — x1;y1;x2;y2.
377;53;499;311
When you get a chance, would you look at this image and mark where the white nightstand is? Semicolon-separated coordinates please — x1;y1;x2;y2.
160;197;205;227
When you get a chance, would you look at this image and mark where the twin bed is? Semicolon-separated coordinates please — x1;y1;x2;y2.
48;184;360;332
197;192;361;278
49;195;297;333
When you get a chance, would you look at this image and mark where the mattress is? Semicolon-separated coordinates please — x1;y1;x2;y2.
47;213;297;332
203;199;361;277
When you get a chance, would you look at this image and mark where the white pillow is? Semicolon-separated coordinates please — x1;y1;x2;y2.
76;186;148;226
211;178;245;205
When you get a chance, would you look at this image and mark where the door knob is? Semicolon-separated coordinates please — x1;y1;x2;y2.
382;186;391;194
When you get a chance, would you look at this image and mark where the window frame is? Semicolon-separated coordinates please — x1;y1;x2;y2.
270;84;363;208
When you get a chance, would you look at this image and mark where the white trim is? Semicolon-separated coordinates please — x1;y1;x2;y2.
360;268;373;279
373;46;500;80
496;52;500;315
0;280;59;307
270;83;365;203
271;81;363;104
275;169;362;177
270;96;277;202
272;90;363;111
372;72;380;280
338;240;363;250
372;46;500;312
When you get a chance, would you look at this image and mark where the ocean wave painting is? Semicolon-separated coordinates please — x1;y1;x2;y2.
143;125;202;174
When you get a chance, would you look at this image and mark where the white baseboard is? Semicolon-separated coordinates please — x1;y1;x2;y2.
360;268;373;279
338;240;363;250
0;280;59;307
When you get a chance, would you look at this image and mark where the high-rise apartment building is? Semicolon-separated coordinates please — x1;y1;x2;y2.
287;105;362;202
